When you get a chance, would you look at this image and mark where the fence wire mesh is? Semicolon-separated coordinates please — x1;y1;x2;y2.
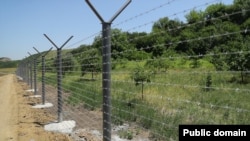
16;0;250;140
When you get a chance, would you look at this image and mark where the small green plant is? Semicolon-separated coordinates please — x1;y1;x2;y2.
131;65;153;100
118;130;134;140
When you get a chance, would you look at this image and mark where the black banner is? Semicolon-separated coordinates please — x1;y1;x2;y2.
179;125;250;141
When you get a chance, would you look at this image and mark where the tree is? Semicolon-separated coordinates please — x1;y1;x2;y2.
92;35;103;55
58;52;78;76
111;29;133;59
133;33;157;53
71;44;91;56
175;28;197;55
45;57;56;72
92;28;135;60
127;32;148;49
0;60;19;68
210;45;230;71
204;3;228;25
152;17;183;37
131;66;153;100
230;0;250;24
228;52;250;83
53;52;78;76
226;38;250;83
185;9;204;26
211;34;250;83
80;47;101;79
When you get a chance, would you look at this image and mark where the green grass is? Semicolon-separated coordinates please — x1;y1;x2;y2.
0;68;16;76
113;67;245;139
109;60;250;140
64;77;102;110
39;59;250;141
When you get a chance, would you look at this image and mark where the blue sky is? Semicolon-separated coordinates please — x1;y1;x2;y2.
0;0;234;60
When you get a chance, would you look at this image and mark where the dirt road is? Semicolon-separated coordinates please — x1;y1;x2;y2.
0;74;18;140
0;74;72;141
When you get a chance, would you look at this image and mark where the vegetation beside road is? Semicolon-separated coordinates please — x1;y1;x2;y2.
22;1;250;140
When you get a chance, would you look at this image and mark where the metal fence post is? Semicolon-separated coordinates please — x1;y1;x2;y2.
18;58;27;84
102;22;112;141
29;51;40;95
44;34;73;122
24;58;30;86
17;61;23;80
23;60;28;83
34;57;37;94
28;53;33;90
85;1;131;140
34;47;53;105
42;55;46;104
23;60;27;83
18;62;23;80
43;48;53;105
57;47;63;121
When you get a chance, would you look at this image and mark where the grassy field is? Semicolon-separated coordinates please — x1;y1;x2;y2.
0;68;16;76
38;59;250;140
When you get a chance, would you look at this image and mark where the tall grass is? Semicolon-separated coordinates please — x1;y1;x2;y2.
109;60;250;140
39;60;250;140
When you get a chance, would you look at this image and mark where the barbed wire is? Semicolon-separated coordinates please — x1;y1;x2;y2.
65;0;222;49
38;65;250;113
58;9;250;65
42;83;102;129
16;1;250;140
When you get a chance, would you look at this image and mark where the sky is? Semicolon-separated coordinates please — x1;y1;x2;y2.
0;0;234;60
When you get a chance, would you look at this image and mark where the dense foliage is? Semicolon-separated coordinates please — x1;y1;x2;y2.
65;0;250;82
91;2;247;60
0;60;19;68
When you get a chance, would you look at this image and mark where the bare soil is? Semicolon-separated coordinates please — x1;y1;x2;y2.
0;74;72;141
0;73;150;141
